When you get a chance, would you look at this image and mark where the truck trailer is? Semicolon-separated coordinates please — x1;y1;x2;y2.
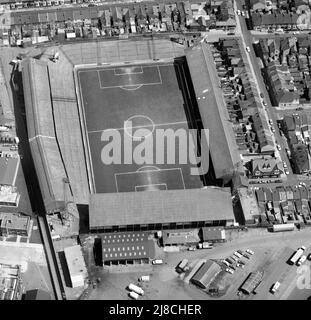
289;246;306;265
271;223;295;233
128;283;144;295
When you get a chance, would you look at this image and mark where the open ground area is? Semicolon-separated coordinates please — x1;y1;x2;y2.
77;62;204;193
80;228;311;300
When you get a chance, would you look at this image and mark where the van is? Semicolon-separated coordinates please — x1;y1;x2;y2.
152;259;163;265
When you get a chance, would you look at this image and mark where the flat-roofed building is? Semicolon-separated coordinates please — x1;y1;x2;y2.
162;229;200;246
201;227;226;242
89;188;235;232
0;156;20;186
0;213;31;237
64;245;87;288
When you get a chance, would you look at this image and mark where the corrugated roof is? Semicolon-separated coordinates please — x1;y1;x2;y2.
191;260;221;289
240;271;263;294
89;187;235;228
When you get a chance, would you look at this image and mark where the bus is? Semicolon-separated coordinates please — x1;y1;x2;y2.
289;246;306;265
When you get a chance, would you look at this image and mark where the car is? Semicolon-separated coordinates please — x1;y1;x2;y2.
241;11;245;17
237;250;244;255
229;265;236;271
271;127;275;133
268;119;273;125
237;10;241;15
225;258;234;265
222;260;230;267
277;144;281;151
296;107;304;111
246;249;254;255
226;268;234;274
237;263;245;268
263;101;267;106
188;247;196;251
283;161;288;168
285;169;290;175
246;46;250;52
227;32;235;35
307;253;311;261
234;251;242;258
231;255;238;262
238;260;245;265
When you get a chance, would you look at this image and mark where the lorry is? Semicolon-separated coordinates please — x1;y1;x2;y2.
289;246;306;265
176;259;189;273
128;283;144;295
271;281;281;294
139;276;150;282
197;242;213;249
271;223;295;233
152;259;163;265
129;291;139;300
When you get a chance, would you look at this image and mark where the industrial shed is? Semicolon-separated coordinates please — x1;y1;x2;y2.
240;271;263;294
190;260;221;289
101;232;155;265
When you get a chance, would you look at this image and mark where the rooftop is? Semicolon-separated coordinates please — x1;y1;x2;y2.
89;187;235;228
0;156;20;186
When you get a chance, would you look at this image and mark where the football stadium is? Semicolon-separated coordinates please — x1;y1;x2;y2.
21;39;240;232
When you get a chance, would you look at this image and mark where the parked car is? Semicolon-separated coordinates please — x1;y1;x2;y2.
307;253;311;261
237;263;245;268
237;250;244;255
246;46;250;52
234;251;242;259
276;144;281;151
231;255;238;262
246;249;254;255
226;268;234;274
260;93;264;99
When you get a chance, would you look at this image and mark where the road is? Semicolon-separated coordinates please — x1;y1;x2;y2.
234;1;300;186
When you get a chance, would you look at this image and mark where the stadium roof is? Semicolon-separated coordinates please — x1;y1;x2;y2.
101;232;155;262
89;187;235;228
22;56;89;211
0;156;19;186
186;44;240;182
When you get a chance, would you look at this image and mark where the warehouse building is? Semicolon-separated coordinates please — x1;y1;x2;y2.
64;245;88;288
101;232;155;266
240;271;263;294
190;260;221;289
89;188;235;232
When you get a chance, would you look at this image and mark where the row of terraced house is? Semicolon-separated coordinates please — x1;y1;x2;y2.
1;0;236;46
